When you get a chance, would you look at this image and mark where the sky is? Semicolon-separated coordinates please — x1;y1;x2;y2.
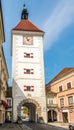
1;0;74;86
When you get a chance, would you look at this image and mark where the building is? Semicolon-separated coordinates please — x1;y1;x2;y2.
0;47;9;124
6;87;12;122
46;86;57;122
46;68;74;123
11;5;47;123
0;0;5;44
0;0;9;124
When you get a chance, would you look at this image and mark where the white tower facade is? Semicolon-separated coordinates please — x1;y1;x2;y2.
11;5;47;123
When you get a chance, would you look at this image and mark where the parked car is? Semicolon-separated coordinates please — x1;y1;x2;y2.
69;124;74;130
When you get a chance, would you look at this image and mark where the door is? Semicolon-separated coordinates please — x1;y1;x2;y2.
62;112;68;123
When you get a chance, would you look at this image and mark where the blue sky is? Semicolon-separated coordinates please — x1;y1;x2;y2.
1;0;74;86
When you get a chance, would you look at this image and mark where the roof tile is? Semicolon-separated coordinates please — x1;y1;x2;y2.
12;19;43;32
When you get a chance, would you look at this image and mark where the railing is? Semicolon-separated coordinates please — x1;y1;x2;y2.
47;104;58;108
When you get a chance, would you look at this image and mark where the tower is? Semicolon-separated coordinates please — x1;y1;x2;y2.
11;4;47;123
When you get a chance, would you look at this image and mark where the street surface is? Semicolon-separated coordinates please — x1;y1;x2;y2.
22;122;68;130
0;123;21;130
0;122;68;130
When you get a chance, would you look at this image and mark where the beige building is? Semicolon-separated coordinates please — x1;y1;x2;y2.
46;86;57;122
46;68;74;123
6;87;12;122
0;0;5;44
0;0;9;124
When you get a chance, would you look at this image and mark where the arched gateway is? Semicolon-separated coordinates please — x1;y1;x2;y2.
17;98;41;122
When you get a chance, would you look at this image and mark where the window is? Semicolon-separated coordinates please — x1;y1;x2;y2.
7;99;11;106
67;82;71;89
24;52;33;58
26;69;30;74
49;99;53;105
68;96;73;105
26;86;30;91
60;98;64;107
59;86;63;92
24;85;34;91
24;68;34;74
26;53;30;58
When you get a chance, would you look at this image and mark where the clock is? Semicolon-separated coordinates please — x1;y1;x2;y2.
23;36;33;45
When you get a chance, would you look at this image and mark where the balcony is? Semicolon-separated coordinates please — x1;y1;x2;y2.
47;104;58;108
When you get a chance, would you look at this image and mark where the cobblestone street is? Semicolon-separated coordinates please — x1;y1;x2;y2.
22;122;68;130
0;123;21;130
0;122;68;130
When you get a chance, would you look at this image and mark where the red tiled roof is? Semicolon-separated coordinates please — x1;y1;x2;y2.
12;19;43;32
50;68;74;83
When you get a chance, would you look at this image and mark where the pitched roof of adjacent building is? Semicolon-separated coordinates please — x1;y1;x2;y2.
48;68;74;85
12;19;43;33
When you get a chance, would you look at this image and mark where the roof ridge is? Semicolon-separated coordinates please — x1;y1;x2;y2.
49;67;74;84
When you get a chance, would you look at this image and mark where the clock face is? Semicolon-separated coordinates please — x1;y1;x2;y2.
23;36;33;45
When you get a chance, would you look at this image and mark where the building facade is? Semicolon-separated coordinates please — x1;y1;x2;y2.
0;47;9;124
6;87;12;122
11;5;47;123
46;68;74;123
0;0;9;124
46;86;57;122
0;0;5;44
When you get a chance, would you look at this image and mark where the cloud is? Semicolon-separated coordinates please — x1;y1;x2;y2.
43;0;74;51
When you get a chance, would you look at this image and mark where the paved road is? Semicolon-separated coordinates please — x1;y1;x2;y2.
22;122;68;130
0;122;68;130
0;123;21;130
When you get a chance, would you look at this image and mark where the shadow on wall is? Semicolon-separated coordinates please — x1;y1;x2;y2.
12;78;41;123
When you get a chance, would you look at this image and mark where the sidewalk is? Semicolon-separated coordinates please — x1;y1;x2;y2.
48;122;68;129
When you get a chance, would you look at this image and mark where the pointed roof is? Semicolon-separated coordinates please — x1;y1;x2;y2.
12;19;44;33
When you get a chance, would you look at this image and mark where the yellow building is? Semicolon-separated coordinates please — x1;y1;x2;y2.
0;0;9;124
0;0;5;44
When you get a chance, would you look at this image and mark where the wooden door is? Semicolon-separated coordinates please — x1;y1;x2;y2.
62;112;68;123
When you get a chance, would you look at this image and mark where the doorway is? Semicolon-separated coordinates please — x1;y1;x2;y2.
62;112;68;123
17;98;41;122
21;103;36;122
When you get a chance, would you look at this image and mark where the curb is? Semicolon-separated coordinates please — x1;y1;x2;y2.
48;124;68;129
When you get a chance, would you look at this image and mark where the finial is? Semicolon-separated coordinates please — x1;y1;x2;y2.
21;4;28;20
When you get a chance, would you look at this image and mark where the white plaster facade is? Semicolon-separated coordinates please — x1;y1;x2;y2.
11;29;47;123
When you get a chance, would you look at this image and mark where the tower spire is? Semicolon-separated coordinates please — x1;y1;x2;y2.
21;4;28;20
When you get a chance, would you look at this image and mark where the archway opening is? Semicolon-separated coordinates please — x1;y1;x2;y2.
48;110;57;122
21;102;36;122
17;99;41;122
